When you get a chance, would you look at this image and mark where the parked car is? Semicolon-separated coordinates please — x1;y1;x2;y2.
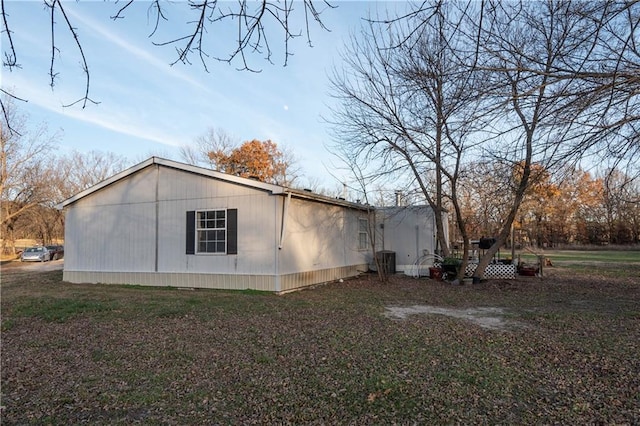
45;245;64;261
20;246;50;262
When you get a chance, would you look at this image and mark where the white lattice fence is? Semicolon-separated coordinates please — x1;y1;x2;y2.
434;262;516;279
465;263;516;279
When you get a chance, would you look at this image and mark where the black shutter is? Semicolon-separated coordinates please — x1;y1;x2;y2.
186;211;195;255
227;209;238;254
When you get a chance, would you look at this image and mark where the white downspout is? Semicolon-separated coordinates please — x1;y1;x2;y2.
154;163;160;272
279;191;292;249
275;191;291;293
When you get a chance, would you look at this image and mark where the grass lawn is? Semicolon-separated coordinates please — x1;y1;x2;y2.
518;249;640;278
2;261;639;424
519;248;640;263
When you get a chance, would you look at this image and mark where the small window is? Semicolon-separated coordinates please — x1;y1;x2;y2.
358;218;369;250
197;210;227;253
187;209;237;255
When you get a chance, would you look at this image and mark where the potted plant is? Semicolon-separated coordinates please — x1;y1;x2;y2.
517;261;539;276
442;257;462;279
429;266;443;280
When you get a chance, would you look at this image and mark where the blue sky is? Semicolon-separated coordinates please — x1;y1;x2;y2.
2;1;404;188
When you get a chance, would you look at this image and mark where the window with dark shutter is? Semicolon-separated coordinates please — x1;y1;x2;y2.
187;208;237;255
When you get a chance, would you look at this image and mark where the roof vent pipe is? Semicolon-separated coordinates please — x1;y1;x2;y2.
395;190;402;206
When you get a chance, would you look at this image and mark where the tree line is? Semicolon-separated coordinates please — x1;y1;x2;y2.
0;99;130;254
455;163;640;248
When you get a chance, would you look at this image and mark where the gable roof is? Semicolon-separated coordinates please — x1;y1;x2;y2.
57;157;369;211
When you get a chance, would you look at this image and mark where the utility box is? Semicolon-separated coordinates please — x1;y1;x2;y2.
376;250;396;275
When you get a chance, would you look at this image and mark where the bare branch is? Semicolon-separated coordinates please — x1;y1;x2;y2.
152;1;212;71
148;0;333;73
110;0;134;20
1;0;18;69
146;0;167;38
4;0;333;106
45;0;99;108
0;90;27;137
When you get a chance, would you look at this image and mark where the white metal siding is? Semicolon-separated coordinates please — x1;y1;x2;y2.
376;207;437;272
279;264;367;293
63;265;367;293
278;198;368;275
64;165;280;275
155;167;279;275
63;171;158;272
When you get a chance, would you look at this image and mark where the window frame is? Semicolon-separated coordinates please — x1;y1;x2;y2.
195;209;228;254
358;217;369;251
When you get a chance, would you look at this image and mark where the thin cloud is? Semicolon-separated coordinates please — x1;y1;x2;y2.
65;5;212;94
5;73;184;147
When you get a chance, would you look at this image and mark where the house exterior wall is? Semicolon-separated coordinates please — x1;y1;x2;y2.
63;166;158;273
156;166;280;275
375;206;444;273
63;163;368;292
277;198;369;292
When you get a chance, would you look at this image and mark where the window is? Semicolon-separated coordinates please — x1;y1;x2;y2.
186;209;238;255
358;218;369;250
197;210;227;253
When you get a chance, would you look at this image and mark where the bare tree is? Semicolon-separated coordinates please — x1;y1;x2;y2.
180;127;238;169
601;168;640;244
0;97;59;253
1;0;335;120
54;150;130;201
328;2;489;272
24;150;129;246
336;156;389;282
330;0;639;282
465;0;640;279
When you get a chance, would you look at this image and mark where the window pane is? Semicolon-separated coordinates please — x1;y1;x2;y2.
196;209;228;253
359;233;368;249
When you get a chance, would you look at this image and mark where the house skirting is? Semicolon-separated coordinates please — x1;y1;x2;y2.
63;264;367;293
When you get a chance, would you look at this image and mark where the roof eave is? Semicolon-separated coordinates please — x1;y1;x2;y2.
56;156;370;212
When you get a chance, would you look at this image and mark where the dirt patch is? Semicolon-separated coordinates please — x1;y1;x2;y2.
1;259;64;273
384;305;523;330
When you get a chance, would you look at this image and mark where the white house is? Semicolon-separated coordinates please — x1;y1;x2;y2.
58;157;445;293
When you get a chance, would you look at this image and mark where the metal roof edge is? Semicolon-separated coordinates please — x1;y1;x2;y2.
56;157;157;209
284;188;371;211
152;157;285;194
